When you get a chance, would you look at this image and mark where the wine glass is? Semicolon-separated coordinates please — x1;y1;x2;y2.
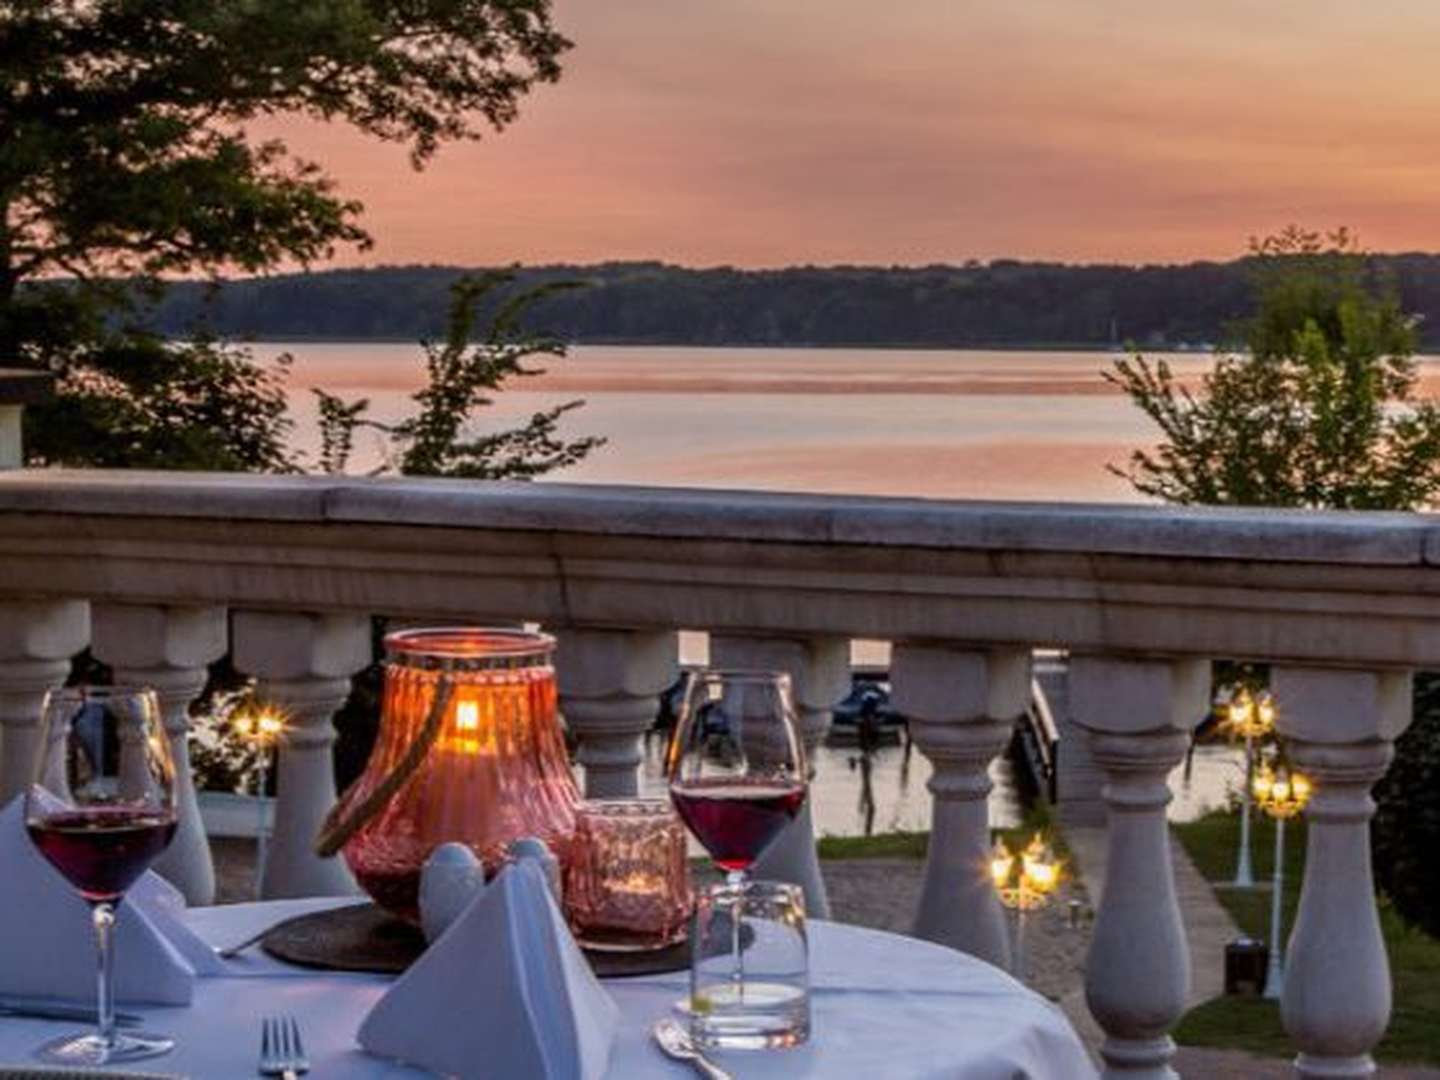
667;670;807;1006
24;686;178;1065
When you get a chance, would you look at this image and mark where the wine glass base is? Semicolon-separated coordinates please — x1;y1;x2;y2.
36;1030;175;1065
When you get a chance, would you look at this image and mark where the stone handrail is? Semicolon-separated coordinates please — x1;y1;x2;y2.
0;468;1422;1079
0;470;1436;662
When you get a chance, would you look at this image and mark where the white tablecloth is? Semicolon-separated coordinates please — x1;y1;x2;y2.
0;899;1096;1079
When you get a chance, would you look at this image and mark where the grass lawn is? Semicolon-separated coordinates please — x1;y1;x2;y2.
817;830;928;859
1173;809;1440;1065
816;804;1063;863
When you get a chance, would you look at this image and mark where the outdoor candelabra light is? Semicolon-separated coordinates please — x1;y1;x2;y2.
1251;753;1312;1000
1220;686;1276;888
237;705;285;900
991;833;1062;982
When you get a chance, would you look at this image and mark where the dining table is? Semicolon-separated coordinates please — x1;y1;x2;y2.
0;897;1097;1079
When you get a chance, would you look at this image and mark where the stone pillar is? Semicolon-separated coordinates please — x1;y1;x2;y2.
92;604;227;905
1072;654;1207;1080
556;628;677;798
233;611;370;899
891;644;1029;967
0;600;89;804
1271;666;1411;1079
709;634;849;918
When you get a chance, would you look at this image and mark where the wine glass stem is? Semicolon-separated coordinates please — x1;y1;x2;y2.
91;901;118;1052
726;870;747;1003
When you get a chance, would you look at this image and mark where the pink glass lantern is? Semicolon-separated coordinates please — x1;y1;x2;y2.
331;628;579;923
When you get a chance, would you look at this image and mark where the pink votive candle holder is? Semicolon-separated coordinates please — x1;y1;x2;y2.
563;798;693;952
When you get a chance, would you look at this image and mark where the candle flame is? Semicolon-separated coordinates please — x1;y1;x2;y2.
456;700;480;732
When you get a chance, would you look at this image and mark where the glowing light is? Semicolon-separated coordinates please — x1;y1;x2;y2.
1253;756;1313;820
990;839;1015;892
993;832;1061;911
455;700;480;732
440;698;486;755
238;706;285;743
256;711;284;738
1256;692;1277;730
1252;764;1275;802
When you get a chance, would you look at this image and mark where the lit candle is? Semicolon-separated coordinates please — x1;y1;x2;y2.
440;697;485;756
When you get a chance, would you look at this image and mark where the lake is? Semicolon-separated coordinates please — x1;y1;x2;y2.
266;342;1269;832
269;342;1206;501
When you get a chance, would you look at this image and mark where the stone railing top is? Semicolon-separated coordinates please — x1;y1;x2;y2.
0;469;1435;567
2;470;1440;664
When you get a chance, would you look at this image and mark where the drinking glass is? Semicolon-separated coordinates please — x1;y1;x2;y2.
667;670;807;1025
691;881;809;1049
24;686;178;1065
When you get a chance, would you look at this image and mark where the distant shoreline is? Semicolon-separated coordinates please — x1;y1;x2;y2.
244;336;1150;352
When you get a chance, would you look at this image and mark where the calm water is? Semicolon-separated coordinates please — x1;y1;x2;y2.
268;342;1271;831
271;342;1190;500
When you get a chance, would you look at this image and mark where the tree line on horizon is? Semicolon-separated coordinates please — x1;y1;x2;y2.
144;254;1440;350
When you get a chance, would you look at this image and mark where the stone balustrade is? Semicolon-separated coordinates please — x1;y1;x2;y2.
0;469;1430;1078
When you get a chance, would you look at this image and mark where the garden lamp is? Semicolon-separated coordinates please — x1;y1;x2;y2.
237;706;285;899
1252;753;1312;1000
992;832;1063;982
1221;686;1275;888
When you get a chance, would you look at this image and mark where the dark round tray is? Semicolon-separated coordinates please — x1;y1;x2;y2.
261;902;692;978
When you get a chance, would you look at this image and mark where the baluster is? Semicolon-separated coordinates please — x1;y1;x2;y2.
92;604;227;905
1271;666;1411;1079
556;628;677;798
233;611;370;899
0;600;89;804
709;634;849;918
1072;654;1206;1080
891;644;1029;967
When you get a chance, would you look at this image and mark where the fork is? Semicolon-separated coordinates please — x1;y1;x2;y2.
258;1015;309;1079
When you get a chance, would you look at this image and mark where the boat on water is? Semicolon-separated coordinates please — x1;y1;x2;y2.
650;670;905;745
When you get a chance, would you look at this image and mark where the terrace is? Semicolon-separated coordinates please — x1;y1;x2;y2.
0;464;1422;1077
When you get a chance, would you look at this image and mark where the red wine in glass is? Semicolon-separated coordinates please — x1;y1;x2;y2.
670;779;806;873
667;671;808;1013
24;686;178;1067
29;809;178;903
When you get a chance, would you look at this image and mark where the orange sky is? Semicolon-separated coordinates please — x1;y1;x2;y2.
264;0;1440;268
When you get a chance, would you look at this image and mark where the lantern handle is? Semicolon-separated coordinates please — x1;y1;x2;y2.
314;676;455;858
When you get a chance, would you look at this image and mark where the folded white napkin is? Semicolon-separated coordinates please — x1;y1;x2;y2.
0;1069;185;1079
359;859;619;1080
0;797;207;1005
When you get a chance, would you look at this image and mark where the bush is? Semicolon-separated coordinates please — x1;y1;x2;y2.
1372;672;1440;936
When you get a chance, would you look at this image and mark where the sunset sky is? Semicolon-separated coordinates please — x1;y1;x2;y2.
270;1;1440;269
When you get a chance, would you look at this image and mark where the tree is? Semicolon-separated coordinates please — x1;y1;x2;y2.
313;272;603;478
2;0;570;467
1107;227;1440;509
1110;227;1440;936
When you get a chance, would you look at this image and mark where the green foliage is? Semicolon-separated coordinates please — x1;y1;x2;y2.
1373;673;1440;939
1108;227;1440;509
26;332;295;471
188;688;271;796
313;272;603;478
142;254;1440;349
2;0;570;468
